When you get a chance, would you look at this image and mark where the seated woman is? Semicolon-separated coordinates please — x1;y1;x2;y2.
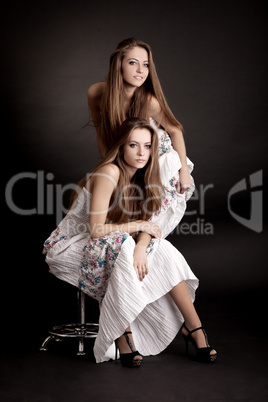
43;117;217;367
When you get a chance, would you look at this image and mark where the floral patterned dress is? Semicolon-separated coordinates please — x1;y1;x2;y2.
79;232;130;302
149;118;195;237
43;120;198;363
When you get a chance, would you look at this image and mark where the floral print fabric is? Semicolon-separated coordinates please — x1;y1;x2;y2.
158;129;195;206
158;128;173;155
78;231;129;302
78;231;155;303
43;121;194;305
43;228;67;253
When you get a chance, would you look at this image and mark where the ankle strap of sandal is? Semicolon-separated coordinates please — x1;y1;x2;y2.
123;331;135;353
183;323;203;335
188;326;203;335
183;324;209;347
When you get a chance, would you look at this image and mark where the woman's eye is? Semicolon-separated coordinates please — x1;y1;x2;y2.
129;61;136;65
145;144;151;149
129;143;136;148
144;63;149;68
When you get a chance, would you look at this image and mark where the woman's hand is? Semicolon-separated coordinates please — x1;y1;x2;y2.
133;244;148;281
139;221;161;238
177;166;192;194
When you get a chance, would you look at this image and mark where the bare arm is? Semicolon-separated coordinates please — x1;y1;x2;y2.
136;232;152;247
133;232;152;281
149;97;192;193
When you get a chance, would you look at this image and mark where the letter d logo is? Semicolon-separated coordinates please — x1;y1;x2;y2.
228;170;263;233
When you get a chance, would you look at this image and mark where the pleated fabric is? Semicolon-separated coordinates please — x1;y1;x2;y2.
149;118;195;238
93;235;198;362
43;119;198;363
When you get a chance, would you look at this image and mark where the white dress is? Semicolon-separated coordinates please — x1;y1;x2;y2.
43;121;198;363
149;118;195;238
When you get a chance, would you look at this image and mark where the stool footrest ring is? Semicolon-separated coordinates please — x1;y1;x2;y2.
48;323;99;338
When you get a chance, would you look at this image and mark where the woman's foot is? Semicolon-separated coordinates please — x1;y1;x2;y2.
181;322;217;363
115;331;143;367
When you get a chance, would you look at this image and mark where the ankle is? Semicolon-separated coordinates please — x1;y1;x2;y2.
184;319;202;332
116;332;143;363
117;334;130;354
116;332;139;355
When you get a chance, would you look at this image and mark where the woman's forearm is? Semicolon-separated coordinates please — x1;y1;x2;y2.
169;127;193;191
90;220;161;239
149;99;188;170
169;128;188;169
135;232;152;247
90;221;143;238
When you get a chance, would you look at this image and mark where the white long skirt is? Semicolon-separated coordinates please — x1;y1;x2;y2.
45;231;198;363
78;232;199;363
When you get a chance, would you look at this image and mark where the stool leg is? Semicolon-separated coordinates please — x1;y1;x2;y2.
40;335;54;351
78;289;85;325
76;290;86;356
77;339;85;356
40;288;98;355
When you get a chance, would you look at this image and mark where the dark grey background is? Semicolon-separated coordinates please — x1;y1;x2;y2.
2;0;267;349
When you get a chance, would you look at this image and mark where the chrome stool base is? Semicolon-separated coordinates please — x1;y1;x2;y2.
40;289;98;355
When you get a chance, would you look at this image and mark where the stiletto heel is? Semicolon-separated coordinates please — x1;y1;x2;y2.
181;323;217;363
115;331;143;368
115;343;119;360
182;334;189;355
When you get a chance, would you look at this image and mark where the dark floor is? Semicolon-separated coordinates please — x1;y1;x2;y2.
1;291;267;402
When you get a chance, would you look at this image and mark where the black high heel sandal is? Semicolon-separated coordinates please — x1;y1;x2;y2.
181;323;217;363
115;331;143;368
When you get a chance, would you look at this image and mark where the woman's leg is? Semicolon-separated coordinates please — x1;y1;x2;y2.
169;281;216;356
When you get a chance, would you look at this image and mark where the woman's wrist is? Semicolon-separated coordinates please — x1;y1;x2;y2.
179;164;188;172
136;220;145;232
135;243;147;249
136;231;152;248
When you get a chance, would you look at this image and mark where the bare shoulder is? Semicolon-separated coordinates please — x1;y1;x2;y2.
148;95;162;115
98;163;120;177
87;81;106;105
94;163;120;186
85;163;119;193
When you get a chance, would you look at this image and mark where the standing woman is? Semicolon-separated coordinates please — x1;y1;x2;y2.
43;118;217;366
87;38;195;238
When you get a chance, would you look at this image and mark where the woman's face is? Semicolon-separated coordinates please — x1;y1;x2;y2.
123;127;152;174
121;46;149;89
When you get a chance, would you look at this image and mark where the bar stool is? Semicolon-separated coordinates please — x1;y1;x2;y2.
40;289;99;355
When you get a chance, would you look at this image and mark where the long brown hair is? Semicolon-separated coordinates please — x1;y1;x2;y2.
100;37;183;154
71;117;163;223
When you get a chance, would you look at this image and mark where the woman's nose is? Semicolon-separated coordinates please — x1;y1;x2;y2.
136;63;143;73
138;146;145;155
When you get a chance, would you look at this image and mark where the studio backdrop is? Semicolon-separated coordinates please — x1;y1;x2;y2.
2;0;267;346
